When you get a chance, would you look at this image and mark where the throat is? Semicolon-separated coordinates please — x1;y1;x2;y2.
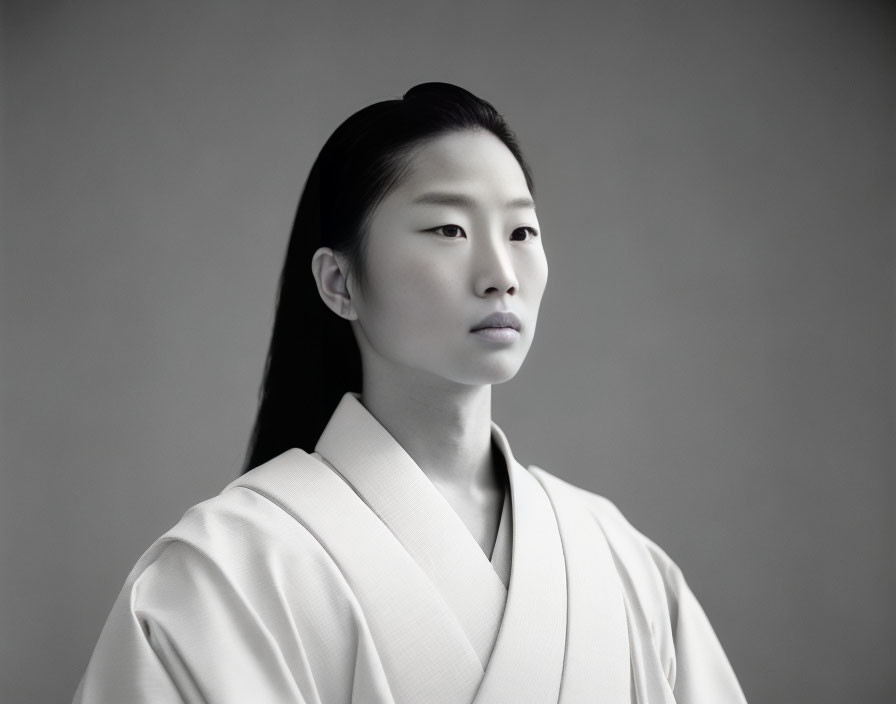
433;443;508;559
443;484;505;559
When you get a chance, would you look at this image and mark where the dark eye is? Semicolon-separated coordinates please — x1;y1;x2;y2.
432;224;466;239
511;226;539;241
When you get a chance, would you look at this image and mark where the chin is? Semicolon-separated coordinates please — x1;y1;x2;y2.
454;359;526;386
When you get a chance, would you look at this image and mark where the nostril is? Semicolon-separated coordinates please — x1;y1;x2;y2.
485;285;516;295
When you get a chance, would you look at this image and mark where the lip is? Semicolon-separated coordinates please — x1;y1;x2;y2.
470;311;522;332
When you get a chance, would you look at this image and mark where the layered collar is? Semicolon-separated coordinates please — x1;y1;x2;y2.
312;392;515;666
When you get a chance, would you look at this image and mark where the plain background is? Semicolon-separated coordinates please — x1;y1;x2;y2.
2;1;894;702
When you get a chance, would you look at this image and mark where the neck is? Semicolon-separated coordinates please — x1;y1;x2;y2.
359;369;499;497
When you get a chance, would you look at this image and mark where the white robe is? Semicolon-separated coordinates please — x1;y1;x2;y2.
74;392;747;703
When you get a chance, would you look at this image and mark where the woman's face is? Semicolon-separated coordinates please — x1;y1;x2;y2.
346;129;548;389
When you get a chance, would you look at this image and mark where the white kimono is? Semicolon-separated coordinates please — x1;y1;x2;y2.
74;392;747;703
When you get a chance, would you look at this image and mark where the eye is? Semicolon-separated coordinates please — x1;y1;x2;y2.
429;224;467;239
510;226;539;242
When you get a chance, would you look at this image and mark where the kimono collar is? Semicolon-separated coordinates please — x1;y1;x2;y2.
314;391;519;490
312;391;515;669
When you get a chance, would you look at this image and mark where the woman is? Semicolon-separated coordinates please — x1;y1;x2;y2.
74;83;747;703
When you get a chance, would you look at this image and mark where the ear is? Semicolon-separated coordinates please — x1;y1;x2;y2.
311;247;358;321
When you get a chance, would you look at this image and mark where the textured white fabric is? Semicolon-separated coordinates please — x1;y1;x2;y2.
74;393;748;703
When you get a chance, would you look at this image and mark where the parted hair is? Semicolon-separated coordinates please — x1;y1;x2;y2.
242;82;534;473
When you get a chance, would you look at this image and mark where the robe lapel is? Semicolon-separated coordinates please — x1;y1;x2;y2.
314;393;508;669
472;426;568;704
234;393;573;703
230;449;485;704
530;468;633;702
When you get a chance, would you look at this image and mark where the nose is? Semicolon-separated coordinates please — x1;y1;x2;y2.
475;237;518;297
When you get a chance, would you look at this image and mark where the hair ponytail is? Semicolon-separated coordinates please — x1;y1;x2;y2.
242;159;362;472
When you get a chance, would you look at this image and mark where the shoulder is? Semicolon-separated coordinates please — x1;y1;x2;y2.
528;465;748;700
153;448;323;553
529;464;677;560
82;453;370;703
527;464;655;554
122;451;352;613
528;465;687;630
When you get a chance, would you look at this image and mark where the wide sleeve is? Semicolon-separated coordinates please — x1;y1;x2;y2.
645;540;748;704
73;552;188;703
73;539;312;704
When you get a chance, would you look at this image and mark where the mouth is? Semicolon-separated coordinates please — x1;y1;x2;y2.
471;326;520;343
470;311;522;333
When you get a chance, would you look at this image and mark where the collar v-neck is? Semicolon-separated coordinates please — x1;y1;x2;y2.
313;392;511;667
233;391;570;701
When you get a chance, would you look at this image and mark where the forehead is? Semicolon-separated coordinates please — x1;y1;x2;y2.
391;129;531;203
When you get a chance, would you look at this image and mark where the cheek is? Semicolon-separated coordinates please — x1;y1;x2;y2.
362;250;463;344
522;251;549;304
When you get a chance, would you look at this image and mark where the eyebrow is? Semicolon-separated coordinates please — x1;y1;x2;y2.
412;192;536;210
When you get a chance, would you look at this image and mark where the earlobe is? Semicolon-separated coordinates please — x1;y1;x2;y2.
311;248;358;321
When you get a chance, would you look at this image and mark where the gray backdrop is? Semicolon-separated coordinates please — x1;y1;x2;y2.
2;1;894;702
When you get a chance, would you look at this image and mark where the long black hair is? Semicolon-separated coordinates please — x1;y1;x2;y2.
242;82;534;473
